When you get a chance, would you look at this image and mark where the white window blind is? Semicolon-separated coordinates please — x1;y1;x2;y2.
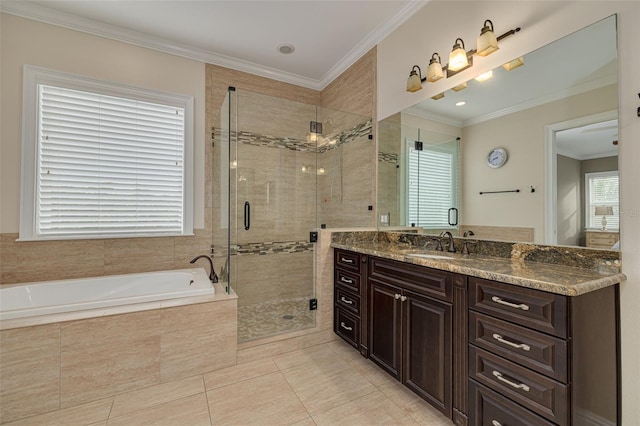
20;66;194;240
585;171;619;230
407;140;458;228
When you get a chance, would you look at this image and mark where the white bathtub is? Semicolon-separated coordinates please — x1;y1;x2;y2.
0;268;214;321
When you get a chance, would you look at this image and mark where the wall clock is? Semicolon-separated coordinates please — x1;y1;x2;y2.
487;147;508;168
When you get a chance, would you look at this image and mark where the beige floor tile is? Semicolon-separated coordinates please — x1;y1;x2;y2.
345;356;398;388
281;356;377;416
272;343;337;370
404;399;453;426
207;371;309;425
4;398;113;426
290;418;317;426
203;358;278;390
109;375;204;418
311;391;418;426
325;339;364;364
107;393;210;426
376;380;422;410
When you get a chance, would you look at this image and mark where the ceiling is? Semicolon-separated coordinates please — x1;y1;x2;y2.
1;0;426;90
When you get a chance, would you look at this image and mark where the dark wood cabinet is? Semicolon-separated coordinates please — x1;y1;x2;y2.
334;249;368;355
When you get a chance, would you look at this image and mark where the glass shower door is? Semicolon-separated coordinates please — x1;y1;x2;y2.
229;89;319;342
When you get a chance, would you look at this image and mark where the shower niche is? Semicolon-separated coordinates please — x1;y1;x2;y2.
216;88;372;342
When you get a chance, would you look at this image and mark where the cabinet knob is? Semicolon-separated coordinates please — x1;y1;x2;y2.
400;295;407;302
394;293;401;300
491;421;502;426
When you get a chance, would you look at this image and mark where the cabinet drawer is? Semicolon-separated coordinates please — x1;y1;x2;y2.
335;269;360;292
469;278;567;338
335;308;359;348
335;286;360;315
335;249;362;273
469;312;567;382
468;380;555;426
369;256;452;302
469;346;568;425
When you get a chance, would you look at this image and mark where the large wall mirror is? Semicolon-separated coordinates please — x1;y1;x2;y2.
377;15;619;250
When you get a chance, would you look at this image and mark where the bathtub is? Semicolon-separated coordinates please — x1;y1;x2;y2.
0;268;214;321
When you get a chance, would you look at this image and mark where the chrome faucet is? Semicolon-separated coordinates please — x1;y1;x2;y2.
440;231;456;253
190;255;219;283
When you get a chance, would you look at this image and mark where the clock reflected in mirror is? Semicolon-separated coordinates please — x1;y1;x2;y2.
487;147;508;168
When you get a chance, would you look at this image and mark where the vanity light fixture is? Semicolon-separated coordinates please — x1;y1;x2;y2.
474;70;494;82
452;82;467;92
448;38;471;73
502;56;525;71
426;53;444;82
431;92;445;100
406;65;424;92
477;20;499;56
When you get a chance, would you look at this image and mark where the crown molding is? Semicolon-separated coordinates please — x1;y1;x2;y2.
402;108;464;128
319;1;429;89
556;148;618;161
1;0;428;91
0;1;322;89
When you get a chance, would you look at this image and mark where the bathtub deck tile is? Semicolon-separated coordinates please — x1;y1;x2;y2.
0;324;61;424
60;335;161;408
3;398;114;426
109;375;204;419
107;392;210;426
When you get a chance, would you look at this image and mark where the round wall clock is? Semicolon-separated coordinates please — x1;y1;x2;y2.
487;147;508;168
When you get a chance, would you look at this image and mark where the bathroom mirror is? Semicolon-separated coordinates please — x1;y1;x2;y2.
377;15;619;249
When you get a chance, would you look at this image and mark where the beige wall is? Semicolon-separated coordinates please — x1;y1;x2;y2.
377;1;640;421
0;14;210;284
461;84;617;243
556;155;582;246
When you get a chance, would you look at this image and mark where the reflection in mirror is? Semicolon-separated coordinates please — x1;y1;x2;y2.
377;15;618;249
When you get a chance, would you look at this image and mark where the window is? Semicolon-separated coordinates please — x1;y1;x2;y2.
585;171;619;230
406;139;459;229
20;66;194;240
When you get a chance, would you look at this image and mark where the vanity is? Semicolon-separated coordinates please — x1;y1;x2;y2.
332;231;624;426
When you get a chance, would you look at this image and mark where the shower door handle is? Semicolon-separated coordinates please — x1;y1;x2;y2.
244;201;250;230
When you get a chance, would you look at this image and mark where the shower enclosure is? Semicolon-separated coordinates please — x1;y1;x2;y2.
215;88;371;342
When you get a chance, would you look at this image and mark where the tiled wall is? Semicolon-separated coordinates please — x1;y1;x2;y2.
0;298;237;423
377;114;402;227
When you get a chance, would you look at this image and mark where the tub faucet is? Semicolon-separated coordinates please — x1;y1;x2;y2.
440;231;456;253
190;255;219;283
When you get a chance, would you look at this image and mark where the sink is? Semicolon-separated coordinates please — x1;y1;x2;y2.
407;253;455;260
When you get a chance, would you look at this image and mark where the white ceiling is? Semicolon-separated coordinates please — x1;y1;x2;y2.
556;119;618;160
1;0;426;89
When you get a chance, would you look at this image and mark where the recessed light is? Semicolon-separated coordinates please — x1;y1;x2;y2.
277;44;295;54
456;101;467;106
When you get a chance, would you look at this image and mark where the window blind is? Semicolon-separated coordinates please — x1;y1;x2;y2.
36;84;186;238
586;171;619;230
407;142;458;228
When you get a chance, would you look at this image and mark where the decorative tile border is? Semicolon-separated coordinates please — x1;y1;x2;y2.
378;152;398;164
229;240;314;256
213;119;372;153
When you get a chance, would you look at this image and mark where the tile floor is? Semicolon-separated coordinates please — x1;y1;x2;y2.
4;339;453;426
238;297;315;342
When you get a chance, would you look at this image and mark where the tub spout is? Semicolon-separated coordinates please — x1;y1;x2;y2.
189;255;219;283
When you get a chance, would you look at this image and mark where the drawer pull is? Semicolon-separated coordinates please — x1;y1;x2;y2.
340;322;353;331
491;296;530;311
340;257;354;264
492;333;531;352
492;370;530;392
491;421;502;426
340;276;354;284
340;296;353;305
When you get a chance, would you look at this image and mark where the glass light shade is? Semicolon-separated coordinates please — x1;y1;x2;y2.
406;72;422;92
502;57;524;71
448;38;469;72
477;20;499;57
595;206;614;216
452;82;467;92
474;70;494;82
431;92;445;100
426;53;444;82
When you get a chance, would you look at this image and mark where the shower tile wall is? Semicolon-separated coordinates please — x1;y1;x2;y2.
377;115;402;227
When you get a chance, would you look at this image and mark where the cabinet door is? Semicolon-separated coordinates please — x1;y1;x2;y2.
403;289;452;417
369;279;402;379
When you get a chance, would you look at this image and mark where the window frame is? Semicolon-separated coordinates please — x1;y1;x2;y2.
19;65;194;241
584;170;619;231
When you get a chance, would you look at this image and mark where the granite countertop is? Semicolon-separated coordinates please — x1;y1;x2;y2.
331;240;626;296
